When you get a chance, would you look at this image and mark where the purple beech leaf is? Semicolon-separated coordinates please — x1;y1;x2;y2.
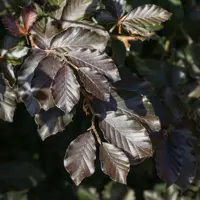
50;27;108;52
48;0;66;20
35;107;74;141
18;49;47;116
68;48;120;82
95;9;117;23
99;142;130;184
155;129;185;187
31;17;60;49
64;131;96;186
96;90;161;132
52;65;80;114
99;111;153;161
61;0;99;29
102;0;126;19
78;67;110;101
175;129;196;191
0;75;16;122
122;4;172;35
31;55;63;111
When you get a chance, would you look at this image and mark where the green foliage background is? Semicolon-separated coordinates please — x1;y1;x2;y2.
0;0;200;199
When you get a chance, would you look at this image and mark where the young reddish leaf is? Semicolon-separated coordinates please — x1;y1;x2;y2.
18;49;47;116
99;142;130;184
52;66;80;114
102;0;126;19
99;111;153;161
50;27;108;52
35;107;74;141
68;48;120;82
64;132;96;186
2;16;22;36
31;55;63;111
22;4;37;32
78;67;110;101
61;0;99;28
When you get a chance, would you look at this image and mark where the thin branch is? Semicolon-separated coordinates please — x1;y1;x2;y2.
111;35;137;51
81;90;102;145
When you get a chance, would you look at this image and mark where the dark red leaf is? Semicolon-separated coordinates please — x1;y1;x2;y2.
68;48;120;82
35;107;74;141
52;66;80;114
99;142;130;184
64;132;96;185
78;67;110;101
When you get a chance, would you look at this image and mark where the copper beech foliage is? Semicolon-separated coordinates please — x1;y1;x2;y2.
0;0;197;192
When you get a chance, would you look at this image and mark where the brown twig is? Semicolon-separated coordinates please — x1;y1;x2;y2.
81;90;102;145
111;35;137;51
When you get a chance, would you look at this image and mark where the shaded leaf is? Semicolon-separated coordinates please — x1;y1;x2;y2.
99;142;130;184
64;131;96;185
123;4;172;28
155;130;184;187
175;130;196;191
18;49;47;116
78;67;110;101
50;27;108;52
35;107;74;140
68;48;120;82
102;0;126;19
0;161;45;191
95;9;116;23
99;111;153;161
61;0;99;28
52;66;80;114
22;4;37;32
31;55;63;110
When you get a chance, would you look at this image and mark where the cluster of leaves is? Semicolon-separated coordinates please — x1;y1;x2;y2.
0;0;199;194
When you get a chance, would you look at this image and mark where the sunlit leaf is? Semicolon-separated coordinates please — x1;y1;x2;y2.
68;48;120;82
35;107;74;140
64;131;96;185
61;0;99;28
31;55;63;111
99;111;153;161
99;142;130;184
52;66;80;114
78;67;110;101
123;4;172;30
50;26;108;52
18;49;47;116
0;75;16;122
